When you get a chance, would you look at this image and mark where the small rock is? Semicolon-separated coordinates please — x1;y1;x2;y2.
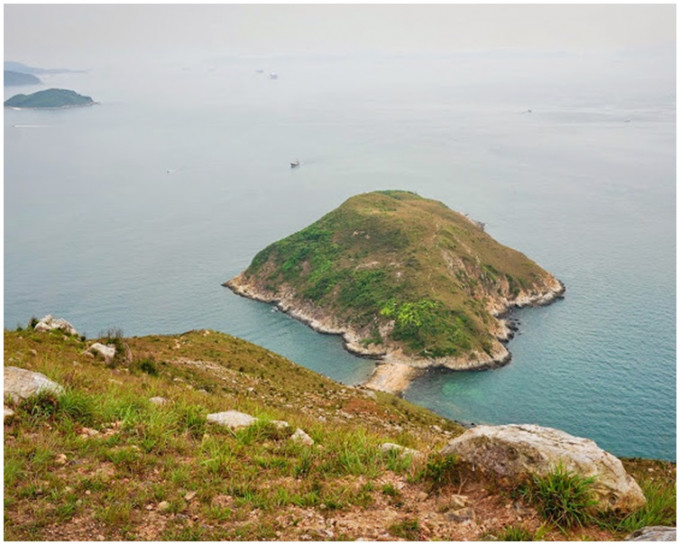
271;420;290;429
416;491;429;502
28;349;38;356
55;453;68;465
290;428;314;446
64;486;74;494
145;504;154;511
380;442;423;459
625;526;677;541
158;500;171;513
447;507;475;523
149;396;168;406
4;407;15;422
206;410;256;429
79;427;100;438
184;491;197;501
85;343;116;365
449;494;469;509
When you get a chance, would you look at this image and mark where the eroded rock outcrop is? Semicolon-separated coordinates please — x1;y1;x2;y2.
440;424;646;513
34;315;78;336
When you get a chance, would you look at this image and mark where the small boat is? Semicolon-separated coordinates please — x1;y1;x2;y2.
269;73;278;80
290;159;300;168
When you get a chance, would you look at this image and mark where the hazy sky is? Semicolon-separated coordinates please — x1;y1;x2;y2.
4;4;676;68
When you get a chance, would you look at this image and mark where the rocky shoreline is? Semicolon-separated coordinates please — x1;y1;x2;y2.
224;273;565;395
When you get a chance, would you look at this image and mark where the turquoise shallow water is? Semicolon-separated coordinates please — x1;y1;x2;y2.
5;51;675;460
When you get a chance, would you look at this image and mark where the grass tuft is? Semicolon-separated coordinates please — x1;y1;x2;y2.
520;463;597;530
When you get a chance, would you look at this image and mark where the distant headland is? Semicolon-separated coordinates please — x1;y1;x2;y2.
4;70;41;86
4;88;95;109
226;190;564;393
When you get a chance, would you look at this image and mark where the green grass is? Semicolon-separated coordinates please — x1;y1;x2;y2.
520;464;598;530
3;327;462;540
494;523;549;541
388;517;421;540
6;327;672;542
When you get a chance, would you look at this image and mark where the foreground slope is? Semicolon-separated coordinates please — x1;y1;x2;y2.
227;190;564;375
4;327;674;540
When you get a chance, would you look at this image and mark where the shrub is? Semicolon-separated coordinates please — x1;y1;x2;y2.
417;453;460;489
19;390;60;418
388;518;420;540
58;389;96;425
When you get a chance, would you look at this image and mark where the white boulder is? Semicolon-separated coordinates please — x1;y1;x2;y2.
86;343;116;364
34;315;78;336
4;366;64;403
291;428;314;446
441;424;646;513
206;410;256;429
380;442;423;459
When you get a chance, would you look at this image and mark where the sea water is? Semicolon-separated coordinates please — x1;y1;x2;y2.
4;50;675;460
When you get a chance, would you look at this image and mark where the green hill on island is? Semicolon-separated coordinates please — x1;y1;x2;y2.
227;190;564;371
4;88;94;109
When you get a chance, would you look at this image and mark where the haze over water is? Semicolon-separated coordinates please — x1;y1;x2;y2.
5;7;675;461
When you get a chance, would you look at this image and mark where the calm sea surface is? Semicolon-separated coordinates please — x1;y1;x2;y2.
5;50;675;460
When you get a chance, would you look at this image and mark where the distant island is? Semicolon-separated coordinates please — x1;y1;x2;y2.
4;88;94;109
4;70;41;86
226;190;564;392
4;61;87;75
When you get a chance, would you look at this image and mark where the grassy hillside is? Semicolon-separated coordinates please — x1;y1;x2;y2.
4;88;93;108
231;190;562;362
4;327;674;540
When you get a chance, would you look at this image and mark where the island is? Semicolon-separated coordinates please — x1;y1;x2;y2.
4;70;41;86
4;88;94;109
226;190;564;393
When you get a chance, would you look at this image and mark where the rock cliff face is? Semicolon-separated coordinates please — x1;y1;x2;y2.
226;190;564;392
